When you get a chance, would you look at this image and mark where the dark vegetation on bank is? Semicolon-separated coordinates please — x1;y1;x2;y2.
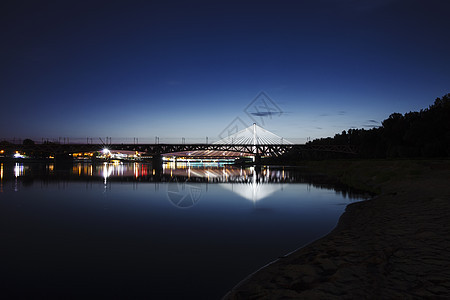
282;93;450;160
298;159;449;194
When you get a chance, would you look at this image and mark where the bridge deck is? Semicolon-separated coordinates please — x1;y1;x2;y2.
1;143;356;156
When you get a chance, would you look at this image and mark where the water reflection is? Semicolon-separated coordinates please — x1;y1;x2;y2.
2;162;368;201
14;163;24;177
164;164;290;184
220;179;282;203
102;162;124;184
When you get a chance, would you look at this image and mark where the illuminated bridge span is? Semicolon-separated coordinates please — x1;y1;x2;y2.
1;124;356;162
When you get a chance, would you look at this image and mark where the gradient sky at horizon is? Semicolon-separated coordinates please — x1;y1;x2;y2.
1;0;449;143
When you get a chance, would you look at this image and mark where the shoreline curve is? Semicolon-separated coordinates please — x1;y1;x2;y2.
224;160;450;299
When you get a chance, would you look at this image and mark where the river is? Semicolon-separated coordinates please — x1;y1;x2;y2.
0;161;368;299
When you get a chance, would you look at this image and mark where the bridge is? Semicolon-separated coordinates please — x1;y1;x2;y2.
1;124;356;163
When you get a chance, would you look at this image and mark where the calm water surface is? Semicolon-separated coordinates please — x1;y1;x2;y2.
0;162;367;299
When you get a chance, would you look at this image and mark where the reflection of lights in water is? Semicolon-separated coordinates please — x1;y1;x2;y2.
162;164;288;184
99;162;125;191
118;163;123;176
133;162;139;178
47;162;289;184
13;163;25;192
103;162;114;184
141;164;148;176
220;168;282;203
14;163;24;177
74;163;90;176
188;170;202;178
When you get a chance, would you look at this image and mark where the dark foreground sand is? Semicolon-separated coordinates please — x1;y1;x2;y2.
224;160;450;299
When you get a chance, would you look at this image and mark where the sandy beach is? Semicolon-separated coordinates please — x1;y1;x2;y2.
224;160;450;299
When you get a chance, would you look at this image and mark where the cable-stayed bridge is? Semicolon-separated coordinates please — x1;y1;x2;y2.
1;124;356;161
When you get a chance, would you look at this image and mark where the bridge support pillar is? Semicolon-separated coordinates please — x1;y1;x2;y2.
152;166;162;182
152;154;163;169
54;153;73;169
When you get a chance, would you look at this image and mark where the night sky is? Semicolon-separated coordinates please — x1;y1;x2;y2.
1;0;449;143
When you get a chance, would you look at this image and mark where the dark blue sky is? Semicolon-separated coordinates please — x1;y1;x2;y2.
1;0;449;142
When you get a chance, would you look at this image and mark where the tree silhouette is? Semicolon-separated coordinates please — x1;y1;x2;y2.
23;139;35;145
308;94;450;158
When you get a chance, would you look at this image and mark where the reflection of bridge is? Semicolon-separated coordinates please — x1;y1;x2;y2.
2;124;356;162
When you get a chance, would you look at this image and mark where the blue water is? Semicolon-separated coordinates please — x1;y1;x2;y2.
0;162;366;299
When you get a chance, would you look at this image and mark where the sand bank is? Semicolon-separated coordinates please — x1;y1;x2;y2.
225;160;450;299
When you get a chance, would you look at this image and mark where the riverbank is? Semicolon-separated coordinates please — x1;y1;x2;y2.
225;159;450;299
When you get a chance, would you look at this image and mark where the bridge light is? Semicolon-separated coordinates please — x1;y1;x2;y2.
102;148;110;155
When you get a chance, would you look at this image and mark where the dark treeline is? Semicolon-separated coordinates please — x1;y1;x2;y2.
307;94;450;159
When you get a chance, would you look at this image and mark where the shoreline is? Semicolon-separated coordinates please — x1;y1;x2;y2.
224;159;450;298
